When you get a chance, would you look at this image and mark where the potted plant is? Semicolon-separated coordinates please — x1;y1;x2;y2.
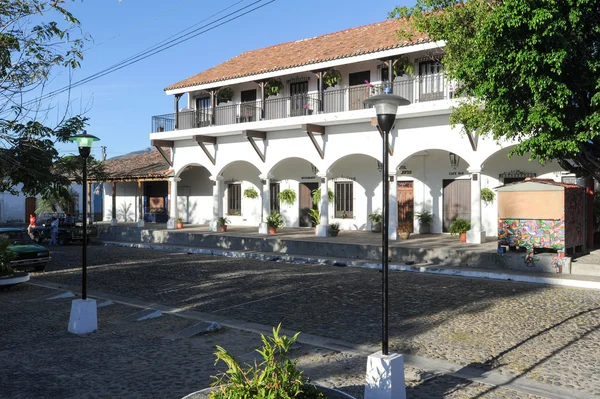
393;56;414;78
217;87;233;104
264;78;283;97
266;212;284;234
217;217;230;232
328;223;340;237
398;220;413;240
303;103;313;115
182;324;355;399
415;210;433;234
449;218;471;242
323;69;342;88
481;188;496;205
368;211;382;233
175;217;184;229
311;188;335;206
309;208;320;232
243;187;259;199
0;238;29;288
278;189;296;206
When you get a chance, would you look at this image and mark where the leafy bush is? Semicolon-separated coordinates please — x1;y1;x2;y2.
323;69;342;87
278;189;296;206
0;239;15;277
329;223;340;231
209;324;325;399
449;218;471;235
266;212;285;229
397;220;413;233
415;210;433;225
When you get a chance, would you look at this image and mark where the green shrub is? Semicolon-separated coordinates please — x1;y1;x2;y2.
449;218;471;235
0;239;15;277
266;212;285;229
309;209;320;227
415;211;433;225
209;324;325;399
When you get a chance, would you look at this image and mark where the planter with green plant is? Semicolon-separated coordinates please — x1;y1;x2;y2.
181;324;354;399
323;69;342;88
0;238;29;288
415;210;433;234
264;78;283;97
449;218;471;242
175;217;184;229
309;208;320;230
397;220;413;240
266;212;284;234
278;189;296;206
328;223;340;237
217;217;230;232
243;187;259;199
480;188;496;205
311;188;335;206
393;56;414;78
368;211;382;233
217;87;233;104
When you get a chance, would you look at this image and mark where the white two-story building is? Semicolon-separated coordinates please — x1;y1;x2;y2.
149;19;569;243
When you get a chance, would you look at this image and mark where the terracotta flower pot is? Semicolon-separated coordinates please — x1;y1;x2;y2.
220;225;227;232
176;223;183;229
459;232;467;242
268;226;277;234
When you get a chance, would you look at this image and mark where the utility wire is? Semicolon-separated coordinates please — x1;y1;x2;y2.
22;0;274;109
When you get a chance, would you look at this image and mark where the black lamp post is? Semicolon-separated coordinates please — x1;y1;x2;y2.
364;92;410;355
69;131;100;300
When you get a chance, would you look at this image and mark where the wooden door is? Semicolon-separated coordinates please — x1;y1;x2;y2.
290;81;308;117
240;89;257;122
299;183;318;227
25;197;36;221
397;181;414;233
443;179;471;232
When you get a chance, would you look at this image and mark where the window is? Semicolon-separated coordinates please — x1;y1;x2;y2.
270;183;280;213
349;71;371;86
335;181;353;218
228;184;241;215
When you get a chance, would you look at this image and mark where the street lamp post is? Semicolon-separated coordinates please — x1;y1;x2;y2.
363;92;410;399
67;131;100;335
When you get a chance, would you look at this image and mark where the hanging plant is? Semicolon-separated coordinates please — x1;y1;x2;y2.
264;78;283;97
243;187;259;199
217;87;233;103
323;69;342;88
393;56;414;77
311;188;335;206
481;188;496;204
278;189;296;206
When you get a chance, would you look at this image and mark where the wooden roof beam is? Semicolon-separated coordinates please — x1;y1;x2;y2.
194;135;217;165
302;124;326;159
242;130;266;162
151;139;173;167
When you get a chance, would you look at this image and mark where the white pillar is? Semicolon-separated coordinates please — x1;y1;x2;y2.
316;173;329;237
364;352;406;399
259;175;270;234
388;173;398;240
467;167;486;244
167;177;180;229
209;176;224;232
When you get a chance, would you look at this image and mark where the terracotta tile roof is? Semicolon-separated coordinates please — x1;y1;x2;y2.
102;149;172;180
165;19;430;91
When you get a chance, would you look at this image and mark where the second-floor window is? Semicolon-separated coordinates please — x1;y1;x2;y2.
335;181;354;218
228;184;241;215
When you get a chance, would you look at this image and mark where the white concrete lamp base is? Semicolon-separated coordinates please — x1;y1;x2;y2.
137;219;145;228
110;218;117;226
315;224;329;237
258;222;269;235
167;218;176;230
68;299;98;335
209;220;218;232
467;230;486;244
364;352;406;399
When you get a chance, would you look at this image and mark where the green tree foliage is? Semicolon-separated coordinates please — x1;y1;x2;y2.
391;0;600;180
0;1;89;195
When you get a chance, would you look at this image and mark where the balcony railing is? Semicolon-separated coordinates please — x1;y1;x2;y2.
152;74;455;133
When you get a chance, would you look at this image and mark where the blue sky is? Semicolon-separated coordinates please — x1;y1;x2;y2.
48;0;410;159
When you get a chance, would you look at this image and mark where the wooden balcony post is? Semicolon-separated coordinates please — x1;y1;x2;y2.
174;93;183;130
137;180;145;227
111;182;117;225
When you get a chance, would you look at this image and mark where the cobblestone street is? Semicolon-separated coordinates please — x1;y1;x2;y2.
3;244;600;398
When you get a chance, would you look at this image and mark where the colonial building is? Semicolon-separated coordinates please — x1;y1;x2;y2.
148;19;571;243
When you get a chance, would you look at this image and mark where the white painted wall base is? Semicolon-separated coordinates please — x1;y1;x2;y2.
316;224;329;237
258;222;269;234
167;218;176;229
110;218;117;226
137;219;145;228
364;352;406;399
68;299;98;335
467;230;486;244
209;220;218;232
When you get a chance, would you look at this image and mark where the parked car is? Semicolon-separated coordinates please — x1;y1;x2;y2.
0;228;50;272
30;217;98;245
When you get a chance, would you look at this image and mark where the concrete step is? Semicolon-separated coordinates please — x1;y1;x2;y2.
571;262;600;277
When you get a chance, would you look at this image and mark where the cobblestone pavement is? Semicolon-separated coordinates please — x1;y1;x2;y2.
5;244;600;397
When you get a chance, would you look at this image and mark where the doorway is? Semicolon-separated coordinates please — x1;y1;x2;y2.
442;179;471;232
299;182;319;227
397;181;414;233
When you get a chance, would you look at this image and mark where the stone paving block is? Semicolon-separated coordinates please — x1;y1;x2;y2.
163;321;221;341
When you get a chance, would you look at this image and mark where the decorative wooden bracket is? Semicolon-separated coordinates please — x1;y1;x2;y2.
151;139;173;167
242;130;266;162
303;124;325;159
370;118;393;156
194;135;217;165
466;130;478;151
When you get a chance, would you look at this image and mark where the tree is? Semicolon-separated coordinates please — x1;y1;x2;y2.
0;0;89;196
391;0;600;181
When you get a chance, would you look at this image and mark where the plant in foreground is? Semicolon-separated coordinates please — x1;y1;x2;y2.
209;324;325;399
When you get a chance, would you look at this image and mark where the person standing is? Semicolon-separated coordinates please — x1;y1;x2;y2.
49;217;59;246
27;213;36;235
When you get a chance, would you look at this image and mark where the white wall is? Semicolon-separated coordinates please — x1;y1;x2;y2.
178;166;213;224
103;182;139;222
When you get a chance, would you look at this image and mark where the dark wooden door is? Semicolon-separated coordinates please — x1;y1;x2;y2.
25;197;36;221
299;183;318;227
240;89;257;122
290;81;308;117
443;179;471;232
397;181;414;233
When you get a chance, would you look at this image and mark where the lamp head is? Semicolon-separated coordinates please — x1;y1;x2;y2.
69;131;100;158
364;93;410;132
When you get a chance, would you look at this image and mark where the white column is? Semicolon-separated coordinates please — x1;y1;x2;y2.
167;177;180;229
388;173;398;240
467;167;486;244
209;176;224;232
316;173;329;237
259;175;270;234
